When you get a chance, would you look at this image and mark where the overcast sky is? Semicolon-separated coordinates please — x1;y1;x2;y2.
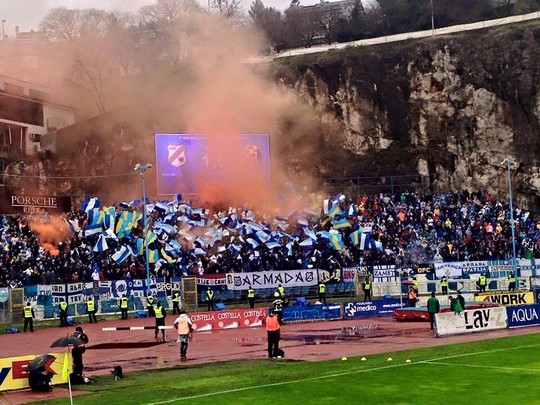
0;0;329;36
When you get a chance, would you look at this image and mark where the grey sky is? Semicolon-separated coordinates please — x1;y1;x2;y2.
0;0;324;36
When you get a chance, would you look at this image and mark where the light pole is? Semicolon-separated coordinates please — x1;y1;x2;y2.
134;163;153;294
430;0;435;36
1;20;6;40
502;158;518;285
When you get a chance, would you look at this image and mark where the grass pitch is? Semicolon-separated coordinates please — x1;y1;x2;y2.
34;332;540;405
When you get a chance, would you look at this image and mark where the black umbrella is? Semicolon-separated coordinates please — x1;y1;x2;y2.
51;335;85;348
28;354;57;372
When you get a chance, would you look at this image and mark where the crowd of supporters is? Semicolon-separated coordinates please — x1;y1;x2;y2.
0;190;538;288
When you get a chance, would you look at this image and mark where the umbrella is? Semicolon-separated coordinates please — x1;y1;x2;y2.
28;354;56;372
51;335;85;348
401;280;414;285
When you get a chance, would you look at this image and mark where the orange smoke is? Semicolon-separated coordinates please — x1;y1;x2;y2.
29;216;71;256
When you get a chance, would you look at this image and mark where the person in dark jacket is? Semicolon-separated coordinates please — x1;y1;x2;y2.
427;292;440;331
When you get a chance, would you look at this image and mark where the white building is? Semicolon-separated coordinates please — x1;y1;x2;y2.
0;74;75;157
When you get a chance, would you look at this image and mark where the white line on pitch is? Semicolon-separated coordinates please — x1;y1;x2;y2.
425;361;540;373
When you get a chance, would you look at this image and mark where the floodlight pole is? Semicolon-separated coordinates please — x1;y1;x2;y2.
502;158;518;285
430;0;435;36
135;163;153;295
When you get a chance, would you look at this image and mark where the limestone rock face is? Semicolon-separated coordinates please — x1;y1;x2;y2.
277;22;540;209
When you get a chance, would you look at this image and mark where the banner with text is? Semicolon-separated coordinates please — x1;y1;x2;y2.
435;307;507;337
506;304;540;328
371;265;397;283
474;291;534;306
342;298;405;319
189;307;268;331
226;269;318;290
0;353;70;392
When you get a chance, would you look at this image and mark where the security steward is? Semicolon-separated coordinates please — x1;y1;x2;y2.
147;293;156;317
412;276;419;294
172;291;181;315
363;278;372;301
154;301;166;341
86;297;97;323
59;298;69;327
318;282;327;305
478;273;487;293
276;284;285;299
272;292;284;325
247;285;256;309
23;302;35;332
440;275;448;295
120;294;129;320
205;287;215;311
265;312;281;359
508;272;516;292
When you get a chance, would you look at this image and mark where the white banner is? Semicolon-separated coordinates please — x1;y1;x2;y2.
372;265;397;283
434;262;462;278
435;307;507;337
461;261;489;275
226;269;318;290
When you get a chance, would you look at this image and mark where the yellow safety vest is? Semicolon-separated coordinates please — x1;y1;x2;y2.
508;275;516;283
277;286;285;296
206;290;214;299
479;276;487;285
248;289;255;298
319;284;326;293
87;300;95;311
121;297;128;308
60;301;68;311
155;306;164;318
364;282;371;290
441;277;448;287
172;293;180;302
24;305;33;318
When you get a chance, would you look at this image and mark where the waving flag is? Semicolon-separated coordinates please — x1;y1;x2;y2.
350;230;376;250
329;233;345;250
93;234;109;252
112;246;134;263
87;208;105;226
84;223;103;237
82;197;101;213
332;218;351;229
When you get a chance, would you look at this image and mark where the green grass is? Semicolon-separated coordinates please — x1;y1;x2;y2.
33;333;540;405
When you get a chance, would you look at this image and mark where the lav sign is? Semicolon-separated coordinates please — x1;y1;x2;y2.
463;307;507;331
506;304;540;328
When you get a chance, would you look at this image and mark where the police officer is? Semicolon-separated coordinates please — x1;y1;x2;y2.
440;275;448;295
363;278;372;301
478;273;487;293
172;291;181;315
154;301;166;341
86;297;97;323
247;285;255;309
23;302;35;332
508;272;516;292
272;292;284;325
147;293;156;317
120;294;129;320
318;282;327;305
59;298;69;327
205;287;215;311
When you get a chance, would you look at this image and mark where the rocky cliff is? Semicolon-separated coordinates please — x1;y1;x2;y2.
273;20;540;210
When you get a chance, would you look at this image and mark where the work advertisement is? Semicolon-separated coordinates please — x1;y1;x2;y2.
474;291;534;306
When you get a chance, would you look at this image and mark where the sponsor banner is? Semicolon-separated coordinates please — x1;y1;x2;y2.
506;304;540;328
226;269;317;290
281;303;341;323
0;195;71;215
474;291;534;306
196;274;227;295
317;268;342;284
372;265;397;283
189;307;268;331
461;261;489;275
0;353;70;391
342;299;405;319
435;307;507;337
413;263;434;275
434;262;462;278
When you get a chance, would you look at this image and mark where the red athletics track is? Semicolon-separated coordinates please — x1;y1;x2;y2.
1;313;540;404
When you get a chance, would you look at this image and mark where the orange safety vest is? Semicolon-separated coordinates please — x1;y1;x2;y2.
266;315;280;331
175;315;191;335
408;289;417;300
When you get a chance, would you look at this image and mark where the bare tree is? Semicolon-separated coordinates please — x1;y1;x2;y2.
39;7;109;41
211;0;243;20
249;0;284;51
139;0;201;24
